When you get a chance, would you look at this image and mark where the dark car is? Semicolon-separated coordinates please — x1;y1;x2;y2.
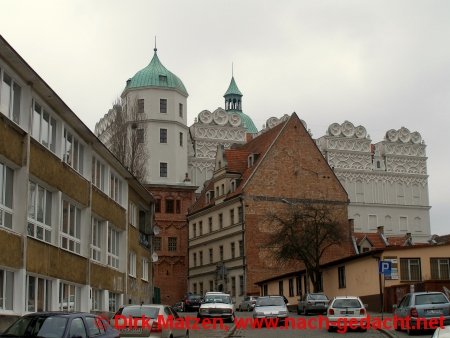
0;312;119;338
394;291;450;335
297;293;329;315
182;293;202;312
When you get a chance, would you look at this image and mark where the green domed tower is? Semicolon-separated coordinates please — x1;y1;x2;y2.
224;77;258;133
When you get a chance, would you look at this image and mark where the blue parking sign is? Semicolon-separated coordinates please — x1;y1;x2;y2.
379;260;392;275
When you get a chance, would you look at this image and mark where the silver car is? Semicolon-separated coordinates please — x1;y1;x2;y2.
238;296;259;312
327;296;368;332
297;293;329;315
394;292;450;335
112;304;189;338
253;296;289;325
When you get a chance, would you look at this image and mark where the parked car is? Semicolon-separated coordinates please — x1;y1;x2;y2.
393;291;450;335
112;304;189;338
297;293;329;315
0;312;119;338
182;293;202;312
327;296;368;332
238;296;258;312
253;296;289;326
432;326;450;338
172;301;184;312
197;292;235;323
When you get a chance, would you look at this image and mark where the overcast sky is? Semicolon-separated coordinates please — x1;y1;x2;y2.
2;0;449;235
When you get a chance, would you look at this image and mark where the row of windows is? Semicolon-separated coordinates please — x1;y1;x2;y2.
192;275;244;297
1;269;121;313
152;236;177;252
191;207;243;238
191;241;243;267
128;252;149;281
353;214;423;233
155;198;182;214
136;98;183;118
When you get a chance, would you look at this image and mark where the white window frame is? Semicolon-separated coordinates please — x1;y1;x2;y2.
92;288;103;311
26;275;52;312
60;200;81;254
108;225;120;269
129;202;138;227
32;100;57;152
0;269;14;310
27;181;52;243
92;156;106;192
109;172;122;204
91;217;103;262
63;127;84;174
129;251;136;277
109;292;121;312
59;282;81;312
0;162;13;229
0;68;21;124
142;258;149;281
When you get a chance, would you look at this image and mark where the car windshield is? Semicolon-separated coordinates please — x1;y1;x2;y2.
332;299;361;308
119;306;160;318
4;316;68;338
256;297;285;307
204;295;231;304
415;294;449;305
188;295;202;300
309;294;328;300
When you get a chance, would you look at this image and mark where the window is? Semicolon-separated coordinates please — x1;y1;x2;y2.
356;181;364;203
231;242;235;259
160;129;167;143
165;199;174;213
288;278;294;297
231;277;236;297
179;103;183;118
32;101;56;152
209;280;214;292
129;202;138;227
69;318;87;338
142;258;149;281
193;283;197;294
153;236;161;251
91;157;105;191
219;213;223;229
239;275;244;296
400;258;421;281
27;181;52;243
230;209;234;225
159;75;167;84
208;217;213;233
199;251;203;266
179;132;183;147
192;223;196;238
108;226;120;269
263;284;268;296
239;240;244;257
160;99;167;113
400;216;408;231
219;245;224;261
209;248;213;263
92;289;103;311
160;162;168;177
221;184;224;195
238;206;243;222
368;215;377;230
109;292;120;312
59;282;81;311
430;258;450;280
26;275;52;312
279;281;284;295
91;217;103;262
136;128;144;143
137;99;144;114
199;221;203;235
176;200;181;214
0;70;21;124
338;266;346;288
61;200;81;254
168;237;177;251
0;162;13;229
86;316;105;335
129;251;136;277
296;277;301;296
199;282;204;295
193;253;197;267
110;173;122;203
155;198;161;213
397;183;405;204
0;269;14;310
63;128;84;174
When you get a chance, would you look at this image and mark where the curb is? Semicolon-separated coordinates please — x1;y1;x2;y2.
377;328;397;338
225;324;237;337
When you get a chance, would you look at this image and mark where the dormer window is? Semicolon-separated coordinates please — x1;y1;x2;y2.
248;153;259;168
159;75;167;84
230;180;236;193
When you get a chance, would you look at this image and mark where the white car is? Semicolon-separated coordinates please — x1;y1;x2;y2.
327;296;368;332
197;292;235;323
253;296;289;326
433;326;450;338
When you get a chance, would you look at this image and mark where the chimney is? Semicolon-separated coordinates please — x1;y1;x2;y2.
377;226;384;235
348;219;355;238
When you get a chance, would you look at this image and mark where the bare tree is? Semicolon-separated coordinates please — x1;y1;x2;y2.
266;202;346;292
107;98;147;181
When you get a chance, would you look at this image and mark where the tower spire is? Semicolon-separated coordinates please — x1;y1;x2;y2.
154;36;157;53
232;62;234;77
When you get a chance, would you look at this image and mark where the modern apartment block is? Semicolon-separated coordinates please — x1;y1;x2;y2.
0;35;155;318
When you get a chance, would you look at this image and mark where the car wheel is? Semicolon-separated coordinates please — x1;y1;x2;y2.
407;327;416;336
304;309;308;316
328;327;336;332
297;308;301;315
185;330;189;338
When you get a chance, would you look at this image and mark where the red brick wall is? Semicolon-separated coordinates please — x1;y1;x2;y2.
243;116;352;293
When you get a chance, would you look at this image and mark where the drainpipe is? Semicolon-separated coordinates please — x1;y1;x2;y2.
239;196;246;296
